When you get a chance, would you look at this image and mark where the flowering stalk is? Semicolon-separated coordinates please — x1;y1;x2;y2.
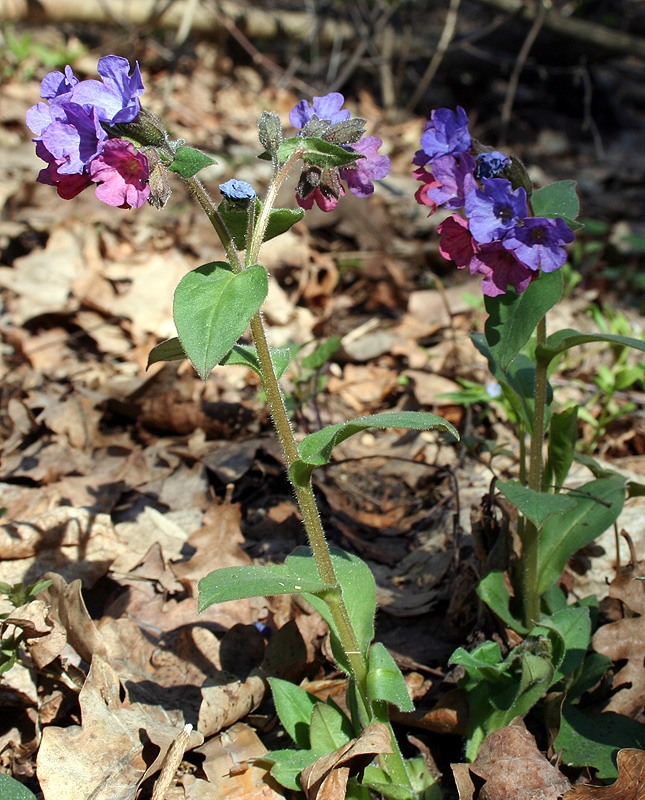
522;315;548;627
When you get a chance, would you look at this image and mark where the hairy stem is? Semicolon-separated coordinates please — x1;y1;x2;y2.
522;315;548;627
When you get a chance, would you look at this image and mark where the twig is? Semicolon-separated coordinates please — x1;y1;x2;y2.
406;0;462;114
499;0;547;147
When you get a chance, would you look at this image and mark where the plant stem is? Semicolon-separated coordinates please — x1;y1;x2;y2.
522;315;548;627
182;163;414;793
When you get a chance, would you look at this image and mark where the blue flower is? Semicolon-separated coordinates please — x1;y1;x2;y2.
476;151;511;179
289;92;351;129
219;178;256;201
502;217;575;272
486;381;502;399
465;178;528;244
416;106;471;164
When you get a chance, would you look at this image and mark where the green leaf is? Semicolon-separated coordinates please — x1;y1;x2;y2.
496;480;576;529
262;748;321;791
0;775;38;800
366;642;414;712
309;702;354;752
219;344;291;379
265;207;306;242
537;477;626;595
147;337;186;367
168;145;217;178
277;136;363;168
285;547;375;672
219;200;305;250
566;651;613;700
476;571;528;635
536;328;645;365
484;269;563;371
555;703;645;780
531;607;590;684
198;563;327;612
290;411;458;487
173;262;268;380
301;335;342;370
531;180;579;220
362;763;442;800
546;406;578;490
268;677;318;749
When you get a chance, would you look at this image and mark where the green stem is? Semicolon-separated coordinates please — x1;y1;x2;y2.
522;315;548;627
181;162;414;793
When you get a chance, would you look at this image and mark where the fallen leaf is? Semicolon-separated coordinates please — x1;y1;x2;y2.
469;717;571;800
593;562;645;717
3;599;67;670
37;655;203;800
563;748;645;799
300;723;393;800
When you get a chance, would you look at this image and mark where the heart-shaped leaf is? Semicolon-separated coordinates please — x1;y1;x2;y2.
173;261;268;380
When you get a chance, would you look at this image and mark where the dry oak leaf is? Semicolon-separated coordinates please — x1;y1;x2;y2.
469;717;571;800
300;722;393;800
592;564;645;717
37;655;203;800
563;748;645;799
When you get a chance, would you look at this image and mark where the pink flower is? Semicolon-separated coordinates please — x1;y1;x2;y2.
297;184;345;212
438;214;535;296
413;166;442;215
89;139;150;208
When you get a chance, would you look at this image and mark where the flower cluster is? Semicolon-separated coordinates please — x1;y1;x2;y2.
414;107;574;296
289;93;390;211
26;56;150;209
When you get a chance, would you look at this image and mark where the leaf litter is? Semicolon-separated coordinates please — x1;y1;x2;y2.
1;25;645;800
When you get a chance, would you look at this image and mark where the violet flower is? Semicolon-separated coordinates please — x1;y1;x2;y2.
502;217;575;272
289;92;351;129
422;153;477;211
415;106;471;165
465;178;528;244
339;136;390;198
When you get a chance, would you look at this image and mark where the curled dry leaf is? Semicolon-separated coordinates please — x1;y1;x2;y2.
563;748;645;799
468;717;571;800
592;562;645;718
300;722;393;800
37;655;203;800
3;599;66;669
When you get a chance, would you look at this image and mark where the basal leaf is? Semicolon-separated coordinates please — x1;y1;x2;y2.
496;480;576;530
147;337;186;367
0;775;38;800
555;703;645;780
531;607;590;684
484;269;563;372
262;748;322;791
309;702;354;752
290;412;458;486
546;406;578;490
173;262;268;380
268;677;318;749
537;477;627;595
476;571;528;635
531;180;579;220
198;563;327;612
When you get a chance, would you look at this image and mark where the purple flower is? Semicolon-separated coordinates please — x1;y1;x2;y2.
476;151;511;179
422;153;477;211
38;103;108;175
40;65;78;101
502;217;575;272
67;56;144;125
289;92;351;129
339;136;390;198
417;107;471;164
89;139;150;209
219;178;256;201
465;178;528;244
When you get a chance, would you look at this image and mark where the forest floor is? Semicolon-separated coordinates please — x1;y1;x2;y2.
2;7;645;799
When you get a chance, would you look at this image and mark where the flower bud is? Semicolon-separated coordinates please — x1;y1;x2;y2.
145;148;172;209
109;107;169;149
258;111;283;154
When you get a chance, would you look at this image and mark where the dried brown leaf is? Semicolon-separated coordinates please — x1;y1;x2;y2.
563;748;645;799
4;599;67;669
300;722;393;800
470;718;571;800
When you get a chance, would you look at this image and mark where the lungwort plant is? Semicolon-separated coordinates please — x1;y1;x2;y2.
25;60;645;796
